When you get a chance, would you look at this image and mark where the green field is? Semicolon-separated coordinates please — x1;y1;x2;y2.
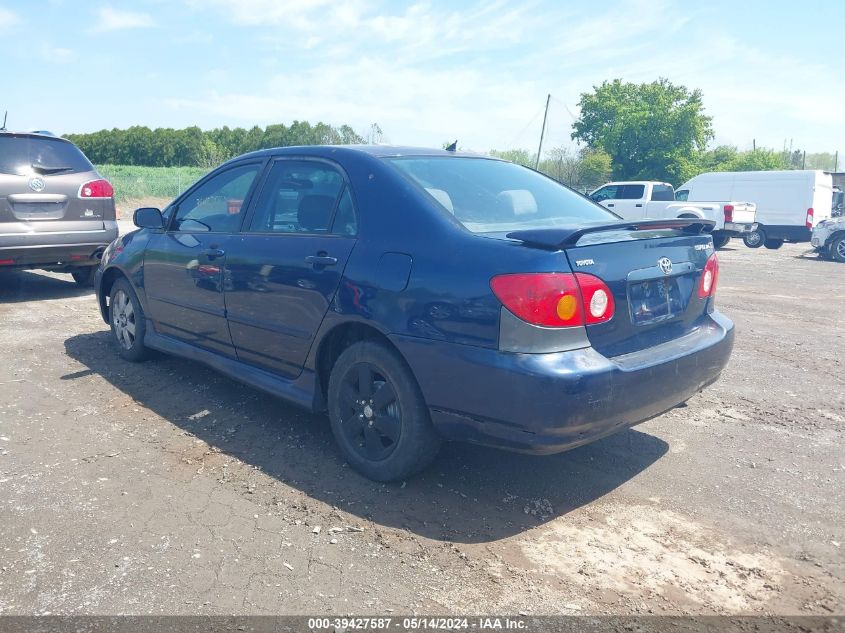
96;165;209;203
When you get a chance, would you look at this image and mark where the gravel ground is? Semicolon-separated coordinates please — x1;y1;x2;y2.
0;240;842;616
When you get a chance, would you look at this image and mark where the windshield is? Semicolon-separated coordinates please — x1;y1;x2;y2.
0;136;94;176
388;156;615;233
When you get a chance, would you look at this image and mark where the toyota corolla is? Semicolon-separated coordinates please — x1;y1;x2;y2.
95;146;734;481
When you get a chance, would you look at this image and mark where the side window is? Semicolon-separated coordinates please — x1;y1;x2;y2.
651;184;675;201
590;185;618;202
675;189;689;202
617;184;645;200
172;164;259;232
249;160;346;234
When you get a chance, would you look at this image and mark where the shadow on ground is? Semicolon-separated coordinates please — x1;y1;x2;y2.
0;269;92;303
64;330;668;544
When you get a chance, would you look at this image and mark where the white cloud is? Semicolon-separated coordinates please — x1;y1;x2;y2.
93;5;155;32
0;7;21;30
40;45;76;64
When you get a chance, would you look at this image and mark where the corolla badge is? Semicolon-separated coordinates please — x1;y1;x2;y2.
28;177;46;192
657;257;673;275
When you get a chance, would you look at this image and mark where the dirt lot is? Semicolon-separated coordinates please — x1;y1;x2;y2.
0;240;843;616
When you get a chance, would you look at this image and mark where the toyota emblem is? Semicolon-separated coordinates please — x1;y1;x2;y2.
28;177;46;192
657;257;673;275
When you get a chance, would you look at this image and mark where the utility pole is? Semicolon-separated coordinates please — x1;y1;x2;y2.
535;93;551;170
834;151;838;172
802;150;806;170
752;138;756;152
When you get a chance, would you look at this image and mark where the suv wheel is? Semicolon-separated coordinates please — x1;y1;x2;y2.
831;235;845;263
327;341;441;481
743;228;765;248
764;238;784;250
71;266;96;286
109;278;149;362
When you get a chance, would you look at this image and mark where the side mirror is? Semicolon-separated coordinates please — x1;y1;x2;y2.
133;207;164;229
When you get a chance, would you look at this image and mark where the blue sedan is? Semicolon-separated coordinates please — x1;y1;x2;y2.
95;146;734;481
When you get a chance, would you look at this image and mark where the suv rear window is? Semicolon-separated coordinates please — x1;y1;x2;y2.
0;135;94;176
388;156;614;233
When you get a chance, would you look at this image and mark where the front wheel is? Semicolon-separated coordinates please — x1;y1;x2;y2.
712;233;731;249
109;278;149;362
831;235;845;263
327;341;441;481
764;238;784;250
71;266;96;286
743;228;765;248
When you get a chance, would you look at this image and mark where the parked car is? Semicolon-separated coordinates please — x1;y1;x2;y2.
589;181;756;249
811;216;845;262
677;170;833;249
95;146;734;481
0;131;117;284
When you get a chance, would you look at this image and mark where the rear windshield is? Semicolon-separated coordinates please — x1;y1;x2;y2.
388;156;615;233
0;136;94;176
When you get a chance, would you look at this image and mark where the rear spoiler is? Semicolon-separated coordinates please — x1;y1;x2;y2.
506;218;716;250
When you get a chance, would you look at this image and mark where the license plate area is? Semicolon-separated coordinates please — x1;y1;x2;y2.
628;276;691;325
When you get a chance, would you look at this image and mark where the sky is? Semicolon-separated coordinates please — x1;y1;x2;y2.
1;0;843;161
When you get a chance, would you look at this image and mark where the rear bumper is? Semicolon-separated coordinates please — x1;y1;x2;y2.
0;222;117;268
722;222;757;234
393;311;734;454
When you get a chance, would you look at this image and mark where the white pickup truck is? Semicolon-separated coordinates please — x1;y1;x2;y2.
588;181;757;248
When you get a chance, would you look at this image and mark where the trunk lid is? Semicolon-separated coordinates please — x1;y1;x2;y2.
507;220;717;358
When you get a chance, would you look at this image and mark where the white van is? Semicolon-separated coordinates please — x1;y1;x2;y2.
677;170;833;249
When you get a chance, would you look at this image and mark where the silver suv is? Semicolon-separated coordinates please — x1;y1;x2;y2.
0;131;118;285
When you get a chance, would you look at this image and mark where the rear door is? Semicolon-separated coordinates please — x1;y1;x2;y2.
224;158;358;379
143;161;263;358
0;135;114;232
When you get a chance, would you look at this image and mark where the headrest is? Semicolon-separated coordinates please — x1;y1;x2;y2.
297;195;335;231
425;188;454;213
497;189;537;215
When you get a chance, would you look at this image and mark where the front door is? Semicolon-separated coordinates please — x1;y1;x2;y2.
143;162;262;358
224;158;358;378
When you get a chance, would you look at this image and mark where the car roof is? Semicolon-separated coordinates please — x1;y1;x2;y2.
0;130;71;143
230;144;495;163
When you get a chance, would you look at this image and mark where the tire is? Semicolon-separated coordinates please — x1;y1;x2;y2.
712;233;731;249
831;235;845;263
743;228;765;248
764;238;784;250
327;341;441;481
109;277;149;362
71;266;96;286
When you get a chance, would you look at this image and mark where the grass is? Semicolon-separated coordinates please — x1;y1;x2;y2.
96;164;209;203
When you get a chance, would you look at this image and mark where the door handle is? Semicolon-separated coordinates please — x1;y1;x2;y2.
607;203;615;207
205;248;225;259
635;203;643;207
305;254;338;267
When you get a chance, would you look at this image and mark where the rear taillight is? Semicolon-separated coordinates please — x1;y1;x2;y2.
490;272;614;328
806;207;814;229
78;179;114;198
723;204;734;223
698;252;719;298
574;273;615;324
0;259;14;265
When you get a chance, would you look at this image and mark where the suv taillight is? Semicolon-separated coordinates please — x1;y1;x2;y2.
490;272;614;327
723;204;734;223
79;179;114;198
698;253;719;298
806;207;814;229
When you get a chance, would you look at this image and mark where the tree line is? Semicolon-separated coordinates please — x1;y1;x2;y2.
65;79;837;190
65;121;364;168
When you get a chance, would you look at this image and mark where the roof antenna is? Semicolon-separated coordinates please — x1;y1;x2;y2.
445;140;457;152
0;111;7;131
